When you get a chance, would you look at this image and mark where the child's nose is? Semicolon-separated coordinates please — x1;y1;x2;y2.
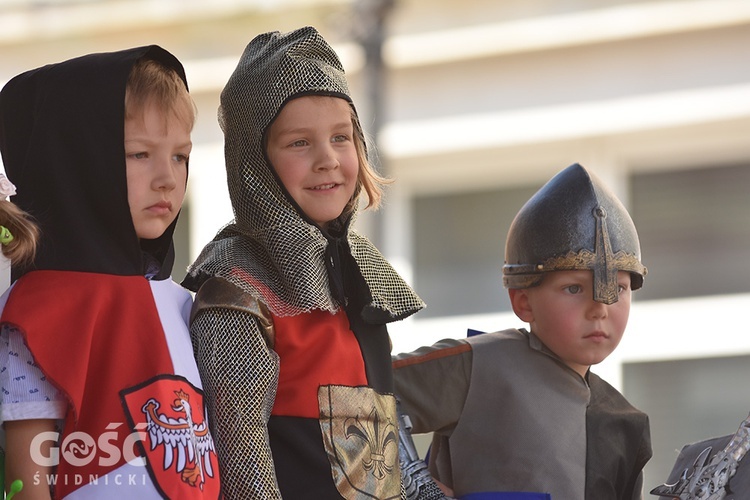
314;144;339;171
588;300;608;319
154;157;178;190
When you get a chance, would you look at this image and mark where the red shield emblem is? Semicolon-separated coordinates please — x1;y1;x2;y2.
121;375;221;499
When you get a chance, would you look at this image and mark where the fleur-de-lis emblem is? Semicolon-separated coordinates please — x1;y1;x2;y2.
344;407;397;479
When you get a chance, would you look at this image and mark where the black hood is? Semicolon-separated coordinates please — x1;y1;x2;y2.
0;45;188;281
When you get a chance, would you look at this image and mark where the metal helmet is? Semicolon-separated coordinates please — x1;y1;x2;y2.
503;163;647;304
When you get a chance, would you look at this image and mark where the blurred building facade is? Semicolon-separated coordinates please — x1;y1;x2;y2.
2;0;750;490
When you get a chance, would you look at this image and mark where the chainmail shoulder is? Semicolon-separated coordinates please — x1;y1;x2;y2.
186;225;424;321
186;223;335;317
191;303;281;499
348;231;425;322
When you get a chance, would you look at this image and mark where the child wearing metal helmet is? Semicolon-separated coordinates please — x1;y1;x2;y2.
393;163;652;499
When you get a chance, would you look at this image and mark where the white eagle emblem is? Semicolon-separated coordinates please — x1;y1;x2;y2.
141;390;216;489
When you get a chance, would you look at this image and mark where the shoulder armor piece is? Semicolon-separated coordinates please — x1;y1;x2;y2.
191;276;275;349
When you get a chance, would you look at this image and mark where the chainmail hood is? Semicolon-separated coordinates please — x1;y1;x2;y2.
184;26;424;322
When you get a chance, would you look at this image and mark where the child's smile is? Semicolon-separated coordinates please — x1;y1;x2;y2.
266;95;359;229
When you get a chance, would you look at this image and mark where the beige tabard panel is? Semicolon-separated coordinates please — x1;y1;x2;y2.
318;385;400;499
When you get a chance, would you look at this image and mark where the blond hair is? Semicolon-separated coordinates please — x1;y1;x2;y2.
125;57;196;131
343;109;392;219
0;201;39;268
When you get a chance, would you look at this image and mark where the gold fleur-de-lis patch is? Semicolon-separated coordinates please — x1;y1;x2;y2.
319;385;400;499
344;406;397;480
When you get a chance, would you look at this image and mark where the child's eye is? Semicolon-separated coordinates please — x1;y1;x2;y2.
618;283;629;294
564;284;583;294
128;152;148;160
290;139;308;147
332;134;349;143
173;154;189;164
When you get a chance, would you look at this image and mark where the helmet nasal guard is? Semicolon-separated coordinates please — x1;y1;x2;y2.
502;163;647;304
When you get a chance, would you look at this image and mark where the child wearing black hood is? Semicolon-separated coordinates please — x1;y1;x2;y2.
0;47;221;499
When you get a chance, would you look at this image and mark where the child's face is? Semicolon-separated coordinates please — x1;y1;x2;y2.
125;100;191;240
266;95;359;228
509;270;632;377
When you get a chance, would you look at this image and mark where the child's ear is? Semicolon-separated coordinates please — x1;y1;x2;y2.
508;288;534;323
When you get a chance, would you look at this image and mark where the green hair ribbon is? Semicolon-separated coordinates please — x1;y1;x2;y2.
0;226;13;245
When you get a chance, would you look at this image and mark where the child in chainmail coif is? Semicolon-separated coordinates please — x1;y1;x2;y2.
183;27;425;499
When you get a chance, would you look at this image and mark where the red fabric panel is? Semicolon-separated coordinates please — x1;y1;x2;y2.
272;309;367;418
1;270;174;498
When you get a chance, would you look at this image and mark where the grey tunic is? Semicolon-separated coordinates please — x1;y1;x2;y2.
393;328;651;499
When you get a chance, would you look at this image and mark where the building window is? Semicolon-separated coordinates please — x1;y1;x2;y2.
631;163;750;301
623;355;750;493
412;185;540;317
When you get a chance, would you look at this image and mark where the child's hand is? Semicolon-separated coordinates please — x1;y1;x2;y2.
434;478;454;497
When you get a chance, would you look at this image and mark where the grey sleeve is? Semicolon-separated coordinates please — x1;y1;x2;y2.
392;338;472;436
191;306;282;499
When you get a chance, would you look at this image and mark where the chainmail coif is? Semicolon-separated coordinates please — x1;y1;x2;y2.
184;26;424;322
184;26;425;499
